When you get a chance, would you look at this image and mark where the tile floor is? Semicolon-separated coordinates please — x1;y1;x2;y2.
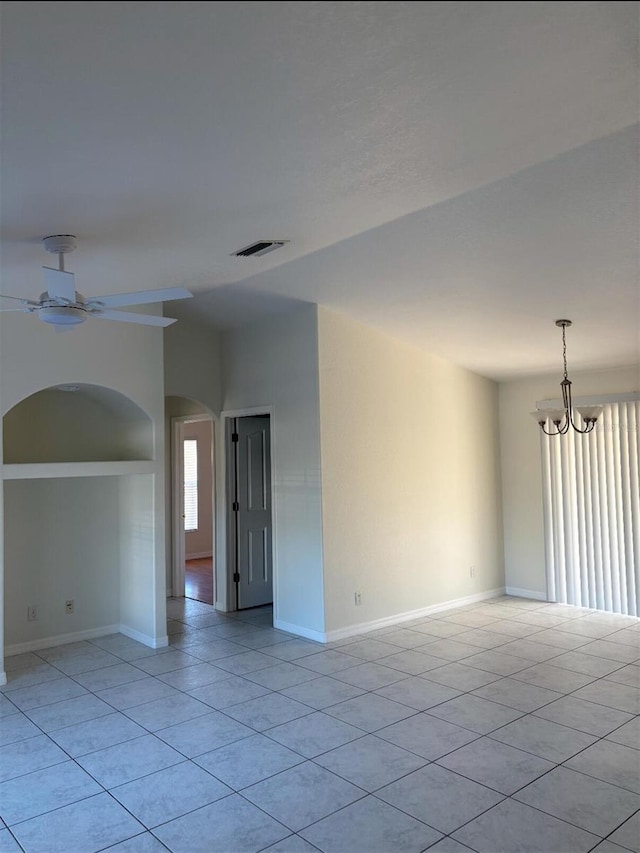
0;596;638;853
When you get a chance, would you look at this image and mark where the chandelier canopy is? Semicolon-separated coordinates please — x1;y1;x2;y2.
531;320;602;436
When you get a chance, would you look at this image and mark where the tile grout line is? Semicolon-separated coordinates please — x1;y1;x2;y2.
0;596;636;852
2;609;636;754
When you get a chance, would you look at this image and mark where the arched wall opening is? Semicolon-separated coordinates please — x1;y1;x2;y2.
2;383;165;668
165;396;217;606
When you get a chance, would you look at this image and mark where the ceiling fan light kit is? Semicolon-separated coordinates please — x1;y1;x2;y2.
530;319;602;436
0;235;193;329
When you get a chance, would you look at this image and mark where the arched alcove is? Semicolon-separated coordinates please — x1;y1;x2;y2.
3;383;153;464
2;383;163;660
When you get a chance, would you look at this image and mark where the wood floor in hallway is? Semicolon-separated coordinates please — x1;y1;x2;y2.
185;557;213;605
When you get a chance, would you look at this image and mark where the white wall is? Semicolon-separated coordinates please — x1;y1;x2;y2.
222;304;325;635
499;364;639;597
317;307;504;633
118;474;158;642
164;317;222;415
0;312;167;675
0;312;165;418
4;477;121;646
163;318;221;596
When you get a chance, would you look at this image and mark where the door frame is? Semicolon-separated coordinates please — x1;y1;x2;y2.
170;413;216;601
219;406;276;616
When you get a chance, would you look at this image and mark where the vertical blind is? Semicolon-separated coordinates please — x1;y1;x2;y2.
184;439;198;532
541;401;639;616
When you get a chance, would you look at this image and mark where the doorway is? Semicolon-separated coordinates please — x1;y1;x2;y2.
227;415;273;610
171;413;215;605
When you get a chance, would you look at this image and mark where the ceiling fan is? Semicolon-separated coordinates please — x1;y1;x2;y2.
0;235;193;330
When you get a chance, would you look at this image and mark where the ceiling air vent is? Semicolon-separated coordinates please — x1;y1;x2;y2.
232;240;289;258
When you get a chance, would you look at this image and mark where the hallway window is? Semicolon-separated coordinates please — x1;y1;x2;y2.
184;438;198;531
542;401;639;616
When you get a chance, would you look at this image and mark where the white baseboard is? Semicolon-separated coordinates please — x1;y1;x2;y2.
0;671;6;687
324;587;506;642
4;623;169;657
119;625;169;649
276;588;505;644
4;624;121;657
186;551;213;560
273;619;326;643
505;586;548;601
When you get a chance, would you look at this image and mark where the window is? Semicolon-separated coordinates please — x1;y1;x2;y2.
541;401;639;616
184;438;198;532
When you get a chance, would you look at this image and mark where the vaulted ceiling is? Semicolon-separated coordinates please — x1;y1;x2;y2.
1;1;637;379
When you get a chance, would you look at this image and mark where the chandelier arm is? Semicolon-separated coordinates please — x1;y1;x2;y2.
542;415;569;435
565;378;596;433
568;414;595;434
540;422;559;436
556;393;570;433
564;376;579;431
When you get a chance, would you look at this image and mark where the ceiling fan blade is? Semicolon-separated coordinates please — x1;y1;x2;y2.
88;286;193;309
92;309;177;327
43;267;76;302
0;294;38;305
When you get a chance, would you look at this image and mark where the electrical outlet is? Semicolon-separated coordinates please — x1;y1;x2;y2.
469;566;476;578
65;600;74;614
354;591;363;606
27;605;38;621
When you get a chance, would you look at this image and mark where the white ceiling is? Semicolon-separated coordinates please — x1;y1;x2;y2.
1;1;638;379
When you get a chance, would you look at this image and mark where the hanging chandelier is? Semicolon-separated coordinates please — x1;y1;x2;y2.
531;320;603;436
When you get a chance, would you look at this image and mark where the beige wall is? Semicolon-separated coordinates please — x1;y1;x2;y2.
317;307;504;633
499;364;640;596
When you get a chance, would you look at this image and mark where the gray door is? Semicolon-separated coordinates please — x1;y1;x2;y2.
234;416;272;609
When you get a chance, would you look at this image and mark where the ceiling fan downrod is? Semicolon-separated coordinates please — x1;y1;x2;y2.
42;234;77;273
